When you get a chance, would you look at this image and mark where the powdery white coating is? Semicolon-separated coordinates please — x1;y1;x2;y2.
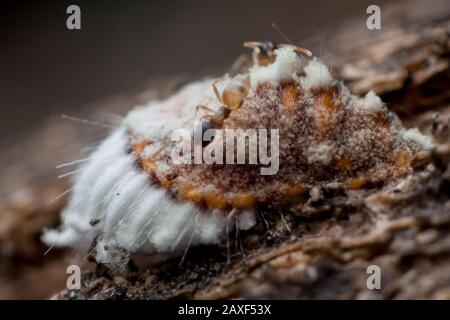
300;58;333;89
307;142;334;165
124;80;222;142
248;47;332;89
249;47;301;88
237;210;256;230
361;90;387;113
42;127;255;262
401;128;435;150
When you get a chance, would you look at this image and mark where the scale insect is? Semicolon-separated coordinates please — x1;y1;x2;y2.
199;41;311;142
42;40;434;265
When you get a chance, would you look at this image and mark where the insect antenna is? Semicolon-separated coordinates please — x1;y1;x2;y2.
259;211;270;230
271;21;292;44
56;158;89;169
279;210;292;233
234;220;238;252
225;209;236;264
179;212;199;267
47;187;73;204
61;115;116;129
228;54;249;76
43;232;62;256
84;243;98;260
171;209;199;252
235;218;246;258
57;169;81;179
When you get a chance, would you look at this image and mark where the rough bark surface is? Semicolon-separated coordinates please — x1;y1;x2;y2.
0;0;449;299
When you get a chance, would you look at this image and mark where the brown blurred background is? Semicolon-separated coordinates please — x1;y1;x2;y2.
0;0;391;141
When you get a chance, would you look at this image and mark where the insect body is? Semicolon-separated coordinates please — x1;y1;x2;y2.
42;41;433;264
200;41;311;135
198;75;249;138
